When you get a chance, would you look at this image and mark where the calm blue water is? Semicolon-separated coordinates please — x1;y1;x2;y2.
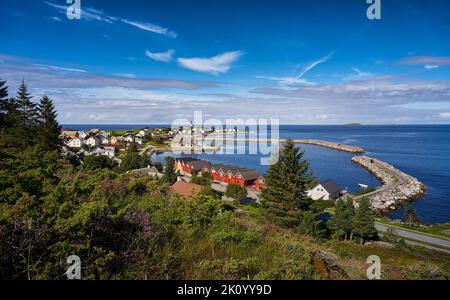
64;124;450;224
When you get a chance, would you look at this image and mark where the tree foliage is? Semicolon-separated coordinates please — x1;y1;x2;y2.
352;197;377;244
260;139;314;228
225;183;248;201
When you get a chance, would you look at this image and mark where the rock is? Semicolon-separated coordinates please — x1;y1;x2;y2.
352;156;426;214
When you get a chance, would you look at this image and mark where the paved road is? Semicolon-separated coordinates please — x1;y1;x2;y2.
376;224;450;253
353;161;407;201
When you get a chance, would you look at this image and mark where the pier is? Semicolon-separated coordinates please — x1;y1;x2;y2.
351;156;426;213
204;137;365;154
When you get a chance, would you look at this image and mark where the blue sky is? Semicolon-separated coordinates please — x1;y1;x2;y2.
1;0;450;124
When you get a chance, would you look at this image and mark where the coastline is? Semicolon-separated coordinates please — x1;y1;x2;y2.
352;156;427;214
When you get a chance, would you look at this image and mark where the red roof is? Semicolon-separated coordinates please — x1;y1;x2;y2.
170;181;204;198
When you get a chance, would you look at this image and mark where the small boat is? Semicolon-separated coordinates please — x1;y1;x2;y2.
358;184;369;189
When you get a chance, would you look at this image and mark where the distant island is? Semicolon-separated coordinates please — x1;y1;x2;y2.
343;123;363;126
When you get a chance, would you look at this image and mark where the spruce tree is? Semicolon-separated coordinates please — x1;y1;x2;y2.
0;79;8;127
352;197;377;245
162;156;178;184
343;197;356;240
261;139;314;228
328;199;346;240
402;205;420;226
37;96;62;151
15;80;38;149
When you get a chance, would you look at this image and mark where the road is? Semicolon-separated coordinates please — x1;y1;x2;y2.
352;159;408;201
376;224;450;253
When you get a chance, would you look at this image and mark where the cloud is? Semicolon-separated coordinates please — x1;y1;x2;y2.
344;68;374;81
256;53;333;87
425;65;439;70
121;20;177;38
440;112;450;119
399;56;450;67
45;2;176;38
297;52;334;78
32;64;87;73
0;60;216;90
145;49;175;63
255;76;315;86
114;73;136;78
177;51;244;75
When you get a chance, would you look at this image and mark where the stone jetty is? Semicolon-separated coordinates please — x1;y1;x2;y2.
351;156;426;213
204;137;365;154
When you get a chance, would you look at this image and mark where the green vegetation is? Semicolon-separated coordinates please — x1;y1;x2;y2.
119;143;151;172
225;184;248;202
0;80;449;280
403;204;422;226
261;139;314;228
353;187;376;197
191;171;213;186
162;156;178;184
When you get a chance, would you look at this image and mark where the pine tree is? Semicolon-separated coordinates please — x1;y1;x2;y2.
343;197;356;240
15;80;38;149
328;199;346;240
37;96;62;151
402;205;421;226
0;79;8;128
261;139;314;228
352;197;377;245
162;156;178;184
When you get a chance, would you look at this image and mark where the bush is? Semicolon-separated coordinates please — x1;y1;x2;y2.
225;184;248;201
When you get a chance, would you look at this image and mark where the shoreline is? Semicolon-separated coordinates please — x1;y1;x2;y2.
351;156;427;214
204;137;365;154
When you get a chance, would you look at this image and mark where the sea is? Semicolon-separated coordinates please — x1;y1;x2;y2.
63;124;450;224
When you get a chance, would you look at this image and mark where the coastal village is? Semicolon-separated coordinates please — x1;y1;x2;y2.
60;126;349;204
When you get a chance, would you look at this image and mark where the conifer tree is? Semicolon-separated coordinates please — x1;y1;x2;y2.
261;139;314;228
0;79;8;128
162;156;178;184
352;197;377;245
14;80;38;149
328;199;346;240
37;96;62;151
343;197;356;240
402;205;421;226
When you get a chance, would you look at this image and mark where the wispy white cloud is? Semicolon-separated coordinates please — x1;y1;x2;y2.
114;73;136;78
343;67;374;81
145;49;175;63
255;53;333;87
399;56;450;68
255;76;315;86
440;112;450;119
32;64;87;73
297;52;334;78
177;51;244;75
45;2;176;38
121;19;177;38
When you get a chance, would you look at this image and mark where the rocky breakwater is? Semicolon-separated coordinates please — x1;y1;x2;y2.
293;140;365;154
351;156;426;213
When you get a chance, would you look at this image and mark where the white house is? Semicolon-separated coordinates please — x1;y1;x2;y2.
78;131;89;140
307;179;343;201
123;135;134;142
135;137;144;145
90;146;115;158
67;138;84;148
100;137;110;145
85;136;100;147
